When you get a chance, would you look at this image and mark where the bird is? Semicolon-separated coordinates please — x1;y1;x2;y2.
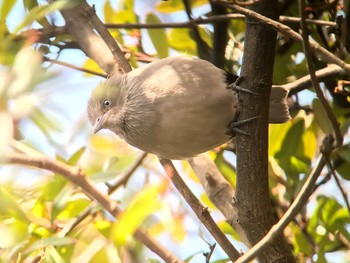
87;55;290;159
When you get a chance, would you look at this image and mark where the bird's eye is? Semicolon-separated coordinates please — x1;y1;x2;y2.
104;100;111;107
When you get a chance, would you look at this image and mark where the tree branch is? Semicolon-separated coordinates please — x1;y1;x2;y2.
235;148;328;263
215;0;350;75
283;64;346;95
233;1;295;261
44;57;108;78
79;2;131;74
0;152;184;263
158;157;241;261
59;1;129;76
298;0;343;148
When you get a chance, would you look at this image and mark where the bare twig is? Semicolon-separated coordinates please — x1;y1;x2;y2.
324;156;350;214
58;152;148;236
105;15;336;29
106;14;244;29
282;64;346;95
79;2;131;74
107;152;148;194
214;0;350;74
235;151;327;263
1;152;184;263
60;4;119;76
298;0;343;148
279;16;336;27
158;157;241;261
44;57;108;78
182;0;211;60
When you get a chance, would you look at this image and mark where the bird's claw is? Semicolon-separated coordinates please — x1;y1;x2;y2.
227;116;259;137
229;75;258;95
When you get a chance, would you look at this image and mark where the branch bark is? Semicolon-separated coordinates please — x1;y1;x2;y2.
234;1;295;262
60;1;130;75
159;157;241;261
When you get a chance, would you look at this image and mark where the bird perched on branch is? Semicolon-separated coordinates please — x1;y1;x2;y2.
87;56;290;159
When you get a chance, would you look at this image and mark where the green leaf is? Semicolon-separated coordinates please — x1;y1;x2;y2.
312;98;334;134
58;198;90;219
114;10;137;24
68;146;86;166
145;13;169;58
0;0;16;19
23;0;39;11
104;0;116;23
269;121;292;156
155;0;184;13
30;108;61;133
168;28;197;55
118;0;134;11
156;0;208;13
217;220;240;240
275;118;310;177
214;152;236;187
24;237;75;254
112;182;166;247
43;246;66;263
290;223;313;255
41;176;68;202
0;186;29;222
336;159;350;180
51;184;75;223
14;0;81;34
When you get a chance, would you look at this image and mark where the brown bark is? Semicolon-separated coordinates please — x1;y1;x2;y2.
235;1;295;262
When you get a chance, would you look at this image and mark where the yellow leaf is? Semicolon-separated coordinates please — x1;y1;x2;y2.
111;181;168;247
82;58;104;77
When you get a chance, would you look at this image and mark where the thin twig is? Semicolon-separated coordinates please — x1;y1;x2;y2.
282;64;345;95
214;0;350;74
80;2;131;74
158;157;241;261
106;14;244;29
105;15;336;29
44;57;108;78
235;152;327;263
107;152;148;194
59;152;148;236
279;16;336;27
324;156;350;214
298;0;343;148
58;201;98;237
1;152;184;263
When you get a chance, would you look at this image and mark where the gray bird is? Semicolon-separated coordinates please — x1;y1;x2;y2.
87;56;290;159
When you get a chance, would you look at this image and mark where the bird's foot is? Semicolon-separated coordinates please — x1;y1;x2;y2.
229;75;258;95
227;111;259;137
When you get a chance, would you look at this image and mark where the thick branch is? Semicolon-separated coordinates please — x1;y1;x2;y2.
234;1;295;262
59;1;129;75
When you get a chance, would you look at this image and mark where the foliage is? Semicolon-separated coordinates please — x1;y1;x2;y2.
0;0;349;262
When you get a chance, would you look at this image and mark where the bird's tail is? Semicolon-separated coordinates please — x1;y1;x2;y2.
269;86;291;123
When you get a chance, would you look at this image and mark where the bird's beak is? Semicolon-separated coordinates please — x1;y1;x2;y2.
93;114;107;134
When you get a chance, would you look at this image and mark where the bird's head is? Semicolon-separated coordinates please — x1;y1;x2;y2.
87;76;126;134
